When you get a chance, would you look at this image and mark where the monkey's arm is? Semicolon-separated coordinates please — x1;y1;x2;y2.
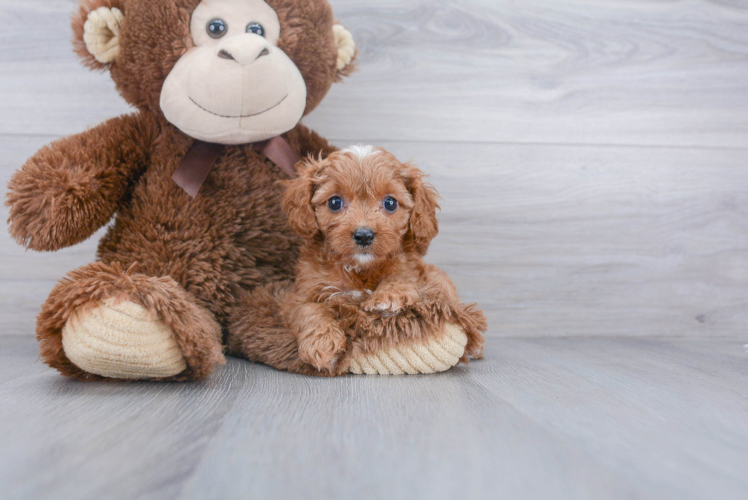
6;113;157;251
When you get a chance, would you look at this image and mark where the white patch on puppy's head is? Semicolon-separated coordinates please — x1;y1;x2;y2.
341;144;380;161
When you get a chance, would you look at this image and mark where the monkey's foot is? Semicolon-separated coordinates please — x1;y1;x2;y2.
62;298;187;380
346;323;468;375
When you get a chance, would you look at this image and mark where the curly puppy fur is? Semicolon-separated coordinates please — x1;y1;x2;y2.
6;0;352;380
227;148;486;375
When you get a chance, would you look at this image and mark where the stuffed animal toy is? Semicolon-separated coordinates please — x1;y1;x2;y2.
6;0;482;381
227;146;487;375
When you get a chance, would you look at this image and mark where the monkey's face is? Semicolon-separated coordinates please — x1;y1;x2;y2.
72;0;356;145
160;0;307;144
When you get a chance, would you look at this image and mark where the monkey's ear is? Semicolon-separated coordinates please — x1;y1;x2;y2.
73;1;126;70
402;164;441;255
282;159;325;240
333;24;357;77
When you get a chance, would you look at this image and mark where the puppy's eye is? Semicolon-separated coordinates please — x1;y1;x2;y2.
207;19;228;39
246;23;265;37
383;196;399;213
327;196;344;212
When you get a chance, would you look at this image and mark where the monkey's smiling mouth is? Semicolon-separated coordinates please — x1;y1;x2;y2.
189;94;288;119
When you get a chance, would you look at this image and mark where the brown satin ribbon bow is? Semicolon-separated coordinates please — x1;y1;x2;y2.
172;136;302;198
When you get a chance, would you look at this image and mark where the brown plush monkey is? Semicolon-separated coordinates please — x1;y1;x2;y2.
6;0;476;381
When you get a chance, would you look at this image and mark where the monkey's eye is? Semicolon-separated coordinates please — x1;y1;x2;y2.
327;196;344;213
246;23;265;37
383;197;399;213
207;19;228;39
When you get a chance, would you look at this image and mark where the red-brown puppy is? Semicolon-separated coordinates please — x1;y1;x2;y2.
280;145;486;372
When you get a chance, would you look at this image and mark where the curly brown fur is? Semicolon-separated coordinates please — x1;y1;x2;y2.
37;261;225;381
228;148;486;375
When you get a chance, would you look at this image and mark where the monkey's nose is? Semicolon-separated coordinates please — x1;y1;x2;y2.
217;47;270;64
218;49;235;61
353;227;376;247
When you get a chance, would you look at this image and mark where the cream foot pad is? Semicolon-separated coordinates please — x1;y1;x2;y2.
347;323;468;375
62;298;187;380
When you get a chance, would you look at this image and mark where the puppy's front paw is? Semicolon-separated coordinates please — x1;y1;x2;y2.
363;290;418;317
298;324;346;372
363;298;402;317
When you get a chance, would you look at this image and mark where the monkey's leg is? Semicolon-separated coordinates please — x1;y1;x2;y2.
344;323;471;376
344;291;488;376
38;262;225;381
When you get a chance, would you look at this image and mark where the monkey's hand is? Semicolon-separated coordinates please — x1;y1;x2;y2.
6;114;154;251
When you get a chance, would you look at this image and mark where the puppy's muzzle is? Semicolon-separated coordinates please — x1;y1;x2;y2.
353;227;375;247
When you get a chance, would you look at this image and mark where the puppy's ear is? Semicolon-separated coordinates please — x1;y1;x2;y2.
282;158;323;240
403;164;441;255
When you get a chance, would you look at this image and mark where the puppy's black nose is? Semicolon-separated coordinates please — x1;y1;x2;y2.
353;227;375;247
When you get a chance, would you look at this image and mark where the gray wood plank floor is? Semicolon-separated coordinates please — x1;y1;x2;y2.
1;0;747;499
2;335;748;500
